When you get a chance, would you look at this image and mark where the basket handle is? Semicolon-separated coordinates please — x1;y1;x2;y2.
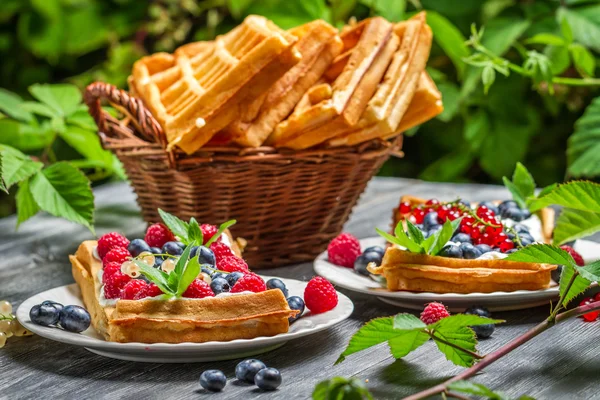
83;82;167;147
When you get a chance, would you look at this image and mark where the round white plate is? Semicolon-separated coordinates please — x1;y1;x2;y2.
314;237;600;312
17;276;353;363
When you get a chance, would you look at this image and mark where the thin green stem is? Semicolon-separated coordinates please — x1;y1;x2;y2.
553;77;600;86
549;269;578;321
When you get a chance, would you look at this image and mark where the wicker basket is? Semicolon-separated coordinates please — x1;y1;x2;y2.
84;82;403;268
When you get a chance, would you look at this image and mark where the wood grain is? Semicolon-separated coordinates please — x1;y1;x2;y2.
1;178;598;400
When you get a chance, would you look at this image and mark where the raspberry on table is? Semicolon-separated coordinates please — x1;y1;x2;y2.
97;232;130;259
231;273;266;293
102;261;122;284
211;241;234;263
183;279;215;298
304;276;338;314
201;224;220;244
103;247;131;266
134;283;163;300
120;280;148;300
217;255;249;273
327;233;361;268
145;223;175;248
104;272;131;299
420;302;450;325
560;245;585;266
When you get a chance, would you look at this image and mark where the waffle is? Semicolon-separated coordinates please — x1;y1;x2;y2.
130;15;300;154
70;240;297;343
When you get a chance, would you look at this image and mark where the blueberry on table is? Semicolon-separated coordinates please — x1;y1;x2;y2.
128;239;151;257
465;305;490;318
286;296;305;323
266;278;288;297
210;278;230;295
459;243;481;259
439;244;463;259
452;233;472;244
235;359;267;383
59;305;91;333
225;272;243;287
475;244;492;254
363;246;385;256
162;241;183;256
465;306;494;339
354;251;383;276
423;211;439;230
254;368;282;391
30;303;60;326
199;370;227;392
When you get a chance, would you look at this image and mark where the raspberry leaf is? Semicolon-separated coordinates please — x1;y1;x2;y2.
158;208;189;243
0;145;43;190
432;325;479;367
176;255;201;296
0;152;6;194
134;260;174;296
528;181;600;213
429;314;504;330
576;260;600;282
448;381;508;400
15;179;39;227
559;264;591;306
205;220;237;247
313;377;373;400
187;218;203;244
553;208;600;245
28;83;81;117
505;243;576;267
392;313;427;330
388;330;430;359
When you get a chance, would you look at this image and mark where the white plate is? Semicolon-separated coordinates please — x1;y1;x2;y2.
17;276;353;363
315;237;600;312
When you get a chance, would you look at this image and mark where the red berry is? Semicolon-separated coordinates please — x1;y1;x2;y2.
304;277;338;314
134;283;163;300
447;211;461;221
183;279;215;298
218;255;249;273
499;239;515;252
470;226;482;240
420;302;450;325
481;233;495;246
399;201;412;214
413;208;426;224
461;216;475;225
437;206;449;222
97;232;130;259
425;199;440;208
460;222;473;235
594;293;600;303
494;232;508;246
327;233;361;268
231;272;266;293
210;241;234;264
103;271;131;299
103;247;131;266
560;245;584;266
120;280;148;300
485;225;502;236
476;206;489;217
145;223;175;248
580;298;598;322
201;224;220;244
102;261;122;284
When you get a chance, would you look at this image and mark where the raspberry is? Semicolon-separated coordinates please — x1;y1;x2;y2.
217;255;249;273
102;262;122;284
97;232;130;259
231;273;266;293
103;271;131;299
560;245;584;266
183;279;215;298
420;302;450;325
211;241;234;263
201;224;220;244
327;233;361;268
304;276;338;314
120;280;148;300
145;223;175;248
103;247;131;266
134;283;163;300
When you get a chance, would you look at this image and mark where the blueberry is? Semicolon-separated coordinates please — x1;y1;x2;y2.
439;244;463;259
513;224;529;234
499;200;518;212
128;239;151;257
507;232;516;240
465;306;494;339
286;296;305;323
150;247;162;255
452;233;472;244
175;241;186;249
363;246;385;256
41;300;63;314
225;272;244;287
459;199;471;208
501;207;523;221
520;209;531;220
210;277;230;295
475;244;492;254
465;305;490;318
505;249;518;254
423;211;439;230
59;305;91;333
459;243;481;259
30;303;60;326
162;241;183;256
552;265;563;283
212;272;227;281
266;278;288;297
235;359;267;383
197;246;216;266
480;201;499;215
354;251;383;276
427;225;442;237
254;368;282;391
199;370;227;392
154;256;164;268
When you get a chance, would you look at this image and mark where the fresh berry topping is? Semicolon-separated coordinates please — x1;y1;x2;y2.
304;276;338;314
200;224;220;244
162;241;183;256
41;300;63;314
29;303;60;326
97;232;130;259
102;247;131;266
254;368;282;391
210;241;234;264
59;305;91;333
231;273;266;293
439;244;462;258
412;208;426;224
144;223;175;248
218;255;249;273
235;359;267;383
191;246;216;267
134;283;163;300
580;297;599;322
459;243;481;259
128;239;151;257
560;245;584;266
102;261;122;284
327;233;361;268
225;272;244;287
399;201;412;214
120;280;148;300
266;278;288;297
183;279;215;298
103;271;131;299
199;369;227;392
287;296;305;323
420;302;450;325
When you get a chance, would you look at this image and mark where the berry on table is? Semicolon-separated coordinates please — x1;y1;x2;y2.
120;280;148;300
102;247;131;266
0;320;14;338
97;232;130;259
354;251;383;276
304;276;338;314
266;278;288;297
0;333;6;348
235;359;267;383
231;273;266;293
128;239;151;257
225;272;244;287
145;223;175;248
59;305;91;333
218;255;249;273
254;367;282;391
41;300;64;314
551;265;563;283
420;302;450;325
29;303;61;326
327;233;361;268
199;370;227;392
183;279;215;299
464;306;495;339
580;297;599;322
439;244;463;259
560;245;584;266
210;277;230;295
287;296;305;323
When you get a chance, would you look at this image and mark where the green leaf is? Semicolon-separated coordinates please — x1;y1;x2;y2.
578;260;600;282
545;45;571;75
426;218;462;256
20;101;57;118
377;225;423;253
405;220;425;245
29;163;95;233
436;82;460;122
553;208;600;245
15;179;39;227
503;162;535;209
448;381;506;400
464;109;490;152
158;209;189;243
0;119;55;152
205;220;236;247
0;88;33;122
59;124;114;167
426;11;469;79
561;15;574;44
389;330;431;359
525;33;566;46
66;109;98;131
559;264;590;306
134;260;174;295
431;314;504;330
0;145;43;189
481;65;496;94
392;313;427;330
529;181;600;213
0;152;5;193
505;243;577;268
557;7;600;52
177;254;201;296
313;377;373;400
567;96;600;178
187;218;204;244
28;84;82;117
362;0;405;22
432;325;478;367
569;43;596;77
503;178;527;209
538;183;558;198
173;242;196;280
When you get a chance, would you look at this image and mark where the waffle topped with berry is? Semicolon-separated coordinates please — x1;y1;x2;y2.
367;196;557;294
70;210;298;343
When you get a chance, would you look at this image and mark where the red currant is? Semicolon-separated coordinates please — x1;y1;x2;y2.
481;233;495;246
448;211;461;221
413;208;426;224
425;199;440;208
460;222;473;235
494;232;508;245
499;239;515;252
470;226;482;240
580;298;599;322
485;225;502;235
476;206;489;217
437;206;449;222
399;201;412;214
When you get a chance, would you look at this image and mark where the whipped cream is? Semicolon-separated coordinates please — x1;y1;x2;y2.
476;251;508;261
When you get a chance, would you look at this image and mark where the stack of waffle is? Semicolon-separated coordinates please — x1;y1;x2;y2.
129;13;443;155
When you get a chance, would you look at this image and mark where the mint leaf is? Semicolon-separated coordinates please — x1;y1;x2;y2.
430;314;504;330
313;377;373;400
177;255;201;296
432;325;478;367
0;88;33;122
559;264;590;307
376;227;423;253
28;83;82;117
505;243;576;267
529;181;600;213
187;218;203;244
448;381;507;400
15;179;39;227
173;242;196;279
502;162;535;209
205;220;236;247
427;218;462;256
0;145;43;189
134;260;174;295
29;163;95;233
406;220;425;245
503;178;527;209
553;208;600;245
158;209;189;243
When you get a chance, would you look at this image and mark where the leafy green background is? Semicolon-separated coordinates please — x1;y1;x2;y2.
1;0;600;218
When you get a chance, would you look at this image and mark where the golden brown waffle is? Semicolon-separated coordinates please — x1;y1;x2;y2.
70;240;297;343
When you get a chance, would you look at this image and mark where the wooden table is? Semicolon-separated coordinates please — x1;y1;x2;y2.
1;178;598;400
